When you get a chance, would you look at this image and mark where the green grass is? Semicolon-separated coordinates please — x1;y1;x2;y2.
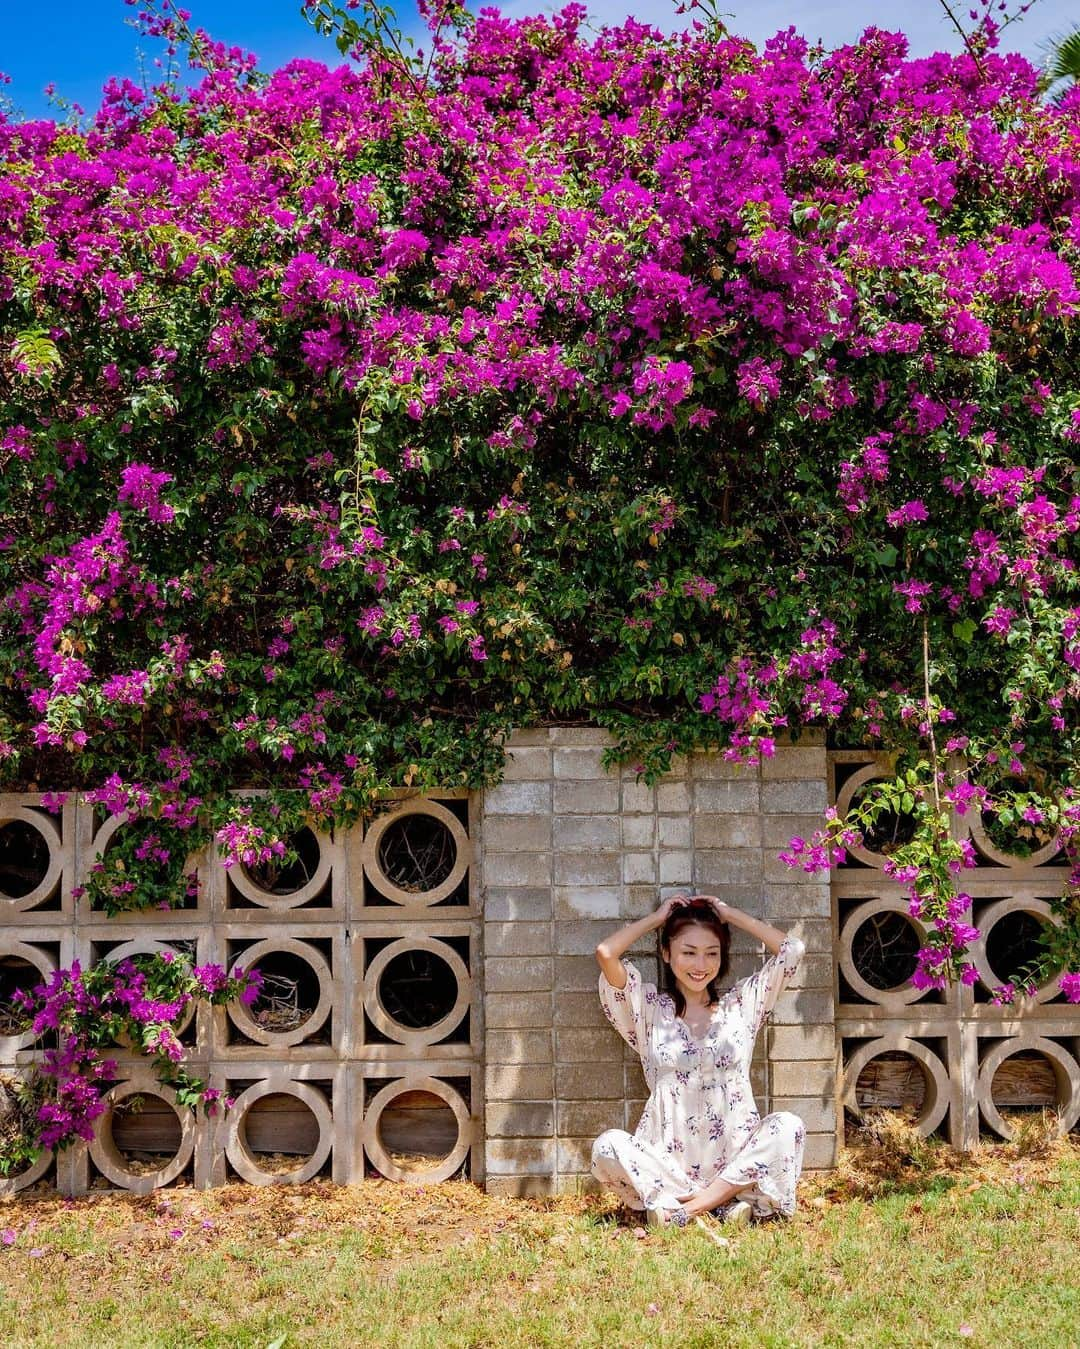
1;1154;1078;1347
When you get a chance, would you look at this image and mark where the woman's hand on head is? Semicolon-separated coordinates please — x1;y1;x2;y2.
694;894;733;923
654;892;691;926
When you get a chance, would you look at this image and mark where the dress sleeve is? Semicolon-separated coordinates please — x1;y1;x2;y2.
731;935;805;1036
598;962;654;1056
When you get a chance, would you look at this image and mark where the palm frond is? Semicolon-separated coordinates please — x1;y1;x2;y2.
1048;27;1080;83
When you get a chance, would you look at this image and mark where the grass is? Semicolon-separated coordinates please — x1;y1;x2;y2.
1;1138;1079;1348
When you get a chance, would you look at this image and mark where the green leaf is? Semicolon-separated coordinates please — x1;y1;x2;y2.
952;618;977;645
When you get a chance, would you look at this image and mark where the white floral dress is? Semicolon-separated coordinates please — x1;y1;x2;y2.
591;936;806;1218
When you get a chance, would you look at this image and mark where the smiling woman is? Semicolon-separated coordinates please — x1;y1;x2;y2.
592;894;805;1225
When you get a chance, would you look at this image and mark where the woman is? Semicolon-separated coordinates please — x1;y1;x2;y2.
591;893;806;1226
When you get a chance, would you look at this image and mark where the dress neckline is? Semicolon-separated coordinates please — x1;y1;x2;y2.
677;1004;719;1041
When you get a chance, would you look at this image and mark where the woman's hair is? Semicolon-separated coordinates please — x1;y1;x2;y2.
658;899;731;1017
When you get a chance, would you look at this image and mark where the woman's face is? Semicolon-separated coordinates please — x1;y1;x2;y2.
663;921;723;1000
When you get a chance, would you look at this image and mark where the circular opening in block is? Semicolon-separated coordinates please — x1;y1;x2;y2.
378;948;459;1030
849;786;917;857
377;814;457;895
0;822;50;901
110;1094;183;1176
245;950;321;1033
240;827;321;896
239;1092;320;1174
850;912;921;991
0;1072;48;1174
990;1049;1059;1111
980;784;1056;860
854;1051;927;1118
375;1090;459;1175
984;911;1049;986
0;955;43;1036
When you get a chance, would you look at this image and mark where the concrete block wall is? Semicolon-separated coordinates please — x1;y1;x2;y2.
480;729;838;1197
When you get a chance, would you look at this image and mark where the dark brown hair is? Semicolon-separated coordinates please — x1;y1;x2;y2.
658;899;731;1017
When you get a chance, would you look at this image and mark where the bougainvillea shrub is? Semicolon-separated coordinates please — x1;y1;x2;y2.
0;0;1079;1001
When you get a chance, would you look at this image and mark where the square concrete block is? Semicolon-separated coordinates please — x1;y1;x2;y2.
485;956;554;993
557;1138;596;1172
766;883;832;919
484;853;552;888
556;920;621;957
484;1138;557;1175
693;850;764;888
771;1097;838;1134
482;814;553;853
802;1133;837;1169
552;992;608;1027
656;781;691;813
771;1024;836;1059
623;852;657;884
484;887;553;922
554;780;620;814
486;1102;555;1137
502;746;554;781
557;1100;621;1136
785;954;834;990
486;1064;554;1100
782;918;832;953
761;814;833;848
622;815;655;848
554;853;621;887
693;814;762;849
507;729;554;746
689;753;753;780
553;816;620;851
761;744;827;780
554;886;622;921
553;747;608;779
626;885;662;918
771;1059;836;1097
658;851;693;884
621;782;656;813
484;992;553;1029
555;954;602;992
549;728;611;745
555;1028;618;1062
557;1060;625;1099
658;816;691;849
484;780;552;815
762;781;828;815
486;1030;554;1063
485;921;555;958
769;989;835;1025
695;780;760;814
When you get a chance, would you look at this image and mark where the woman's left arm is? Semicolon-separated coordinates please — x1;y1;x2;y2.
696;897;788;955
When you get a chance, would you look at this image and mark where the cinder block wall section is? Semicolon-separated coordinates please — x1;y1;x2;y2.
479;729;838;1198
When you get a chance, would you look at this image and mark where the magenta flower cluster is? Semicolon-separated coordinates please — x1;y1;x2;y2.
7;953;259;1163
0;0;1078;998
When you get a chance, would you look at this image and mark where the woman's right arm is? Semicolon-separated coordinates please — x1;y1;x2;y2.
595;895;686;988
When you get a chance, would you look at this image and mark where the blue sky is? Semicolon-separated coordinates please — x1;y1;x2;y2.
3;0;1078;120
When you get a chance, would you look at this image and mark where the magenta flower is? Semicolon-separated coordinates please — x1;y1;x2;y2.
885;500;929;527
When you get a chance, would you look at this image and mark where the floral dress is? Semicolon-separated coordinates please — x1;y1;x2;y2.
591;936;806;1218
